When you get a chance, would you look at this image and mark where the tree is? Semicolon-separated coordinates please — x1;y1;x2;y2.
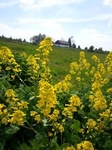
78;45;81;49
85;47;88;50
68;38;72;47
88;45;94;52
72;43;76;48
23;39;26;42
98;47;103;52
30;33;46;44
68;36;74;48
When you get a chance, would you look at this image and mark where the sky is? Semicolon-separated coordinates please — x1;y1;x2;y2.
0;0;112;51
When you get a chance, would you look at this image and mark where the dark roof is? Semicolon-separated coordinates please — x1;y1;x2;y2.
55;40;69;45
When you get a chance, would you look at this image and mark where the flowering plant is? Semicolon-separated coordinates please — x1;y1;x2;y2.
0;38;112;150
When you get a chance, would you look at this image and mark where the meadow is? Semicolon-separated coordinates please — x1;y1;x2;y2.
0;38;112;150
0;39;108;81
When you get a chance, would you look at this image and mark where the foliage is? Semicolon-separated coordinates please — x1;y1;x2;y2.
0;38;112;150
30;33;46;45
88;45;94;52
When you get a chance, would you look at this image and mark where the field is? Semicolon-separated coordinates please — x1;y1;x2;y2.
0;40;108;81
0;38;112;150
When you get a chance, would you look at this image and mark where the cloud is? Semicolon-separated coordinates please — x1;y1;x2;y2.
108;18;112;28
75;29;112;51
17;17;75;24
0;0;18;8
17;12;112;25
0;22;35;41
103;0;112;7
0;21;67;42
18;0;84;10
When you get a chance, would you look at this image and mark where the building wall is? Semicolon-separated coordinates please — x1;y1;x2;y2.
54;44;69;47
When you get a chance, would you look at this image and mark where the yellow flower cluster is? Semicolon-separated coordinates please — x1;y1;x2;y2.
0;89;28;125
27;55;40;79
54;74;72;93
0;46;21;78
66;141;94;150
79;52;90;70
86;119;97;132
0;37;112;149
62;95;82;119
36;37;53;71
76;141;94;150
36;79;57;117
69;51;90;87
26;37;53;81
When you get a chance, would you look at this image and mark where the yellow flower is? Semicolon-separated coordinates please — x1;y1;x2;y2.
30;111;37;116
80;51;85;58
5;89;16;98
49;109;60;121
0;104;5;109
86;119;96;131
62;95;82;119
107;88;112;93
5;66;11;71
48;132;53;137
92;55;99;62
34;114;41;123
37;80;57;117
1;117;7;125
21;101;29;108
76;77;81;82
99;109;110;120
58;124;64;133
27;55;40;79
77;141;94;150
66;145;76;150
9;110;26;125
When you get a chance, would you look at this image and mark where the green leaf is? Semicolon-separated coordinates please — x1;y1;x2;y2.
104;141;112;150
60;143;70;150
5;125;20;135
71;120;80;133
0;143;4;150
71;134;81;144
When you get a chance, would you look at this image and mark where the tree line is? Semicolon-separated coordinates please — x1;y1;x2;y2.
0;34;108;53
0;35;26;43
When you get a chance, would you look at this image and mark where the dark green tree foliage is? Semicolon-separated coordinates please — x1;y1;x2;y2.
88;45;94;52
72;43;76;48
68;38;72;47
30;33;46;44
85;47;88;50
78;45;81;49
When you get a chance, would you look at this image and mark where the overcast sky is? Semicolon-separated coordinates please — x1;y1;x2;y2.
0;0;112;51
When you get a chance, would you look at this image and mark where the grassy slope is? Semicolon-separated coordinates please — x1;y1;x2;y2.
0;40;108;81
49;46;107;80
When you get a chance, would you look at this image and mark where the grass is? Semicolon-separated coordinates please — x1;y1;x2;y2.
0;40;108;81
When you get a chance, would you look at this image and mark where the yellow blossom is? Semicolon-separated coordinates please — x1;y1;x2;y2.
86;119;96;131
34;114;41;123
30;111;37;117
1;117;7;125
66;145;76;150
5;89;16;98
77;141;94;150
5;66;11;71
9;110;26;125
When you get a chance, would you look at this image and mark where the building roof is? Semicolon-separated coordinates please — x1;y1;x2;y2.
55;40;69;45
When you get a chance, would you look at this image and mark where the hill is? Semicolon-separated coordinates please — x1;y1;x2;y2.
0;40;108;81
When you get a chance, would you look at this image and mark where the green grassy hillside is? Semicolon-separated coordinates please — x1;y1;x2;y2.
0;40;108;81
